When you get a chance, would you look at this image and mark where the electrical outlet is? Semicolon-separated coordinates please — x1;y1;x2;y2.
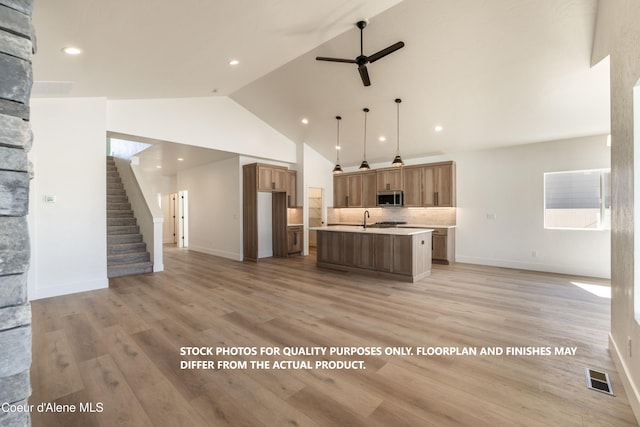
531;250;538;258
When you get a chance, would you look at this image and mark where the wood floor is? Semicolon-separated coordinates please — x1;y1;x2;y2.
30;246;638;426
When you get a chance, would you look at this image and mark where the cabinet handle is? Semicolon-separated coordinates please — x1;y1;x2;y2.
271;182;275;190
345;195;349;207
288;195;291;206
386;183;390;190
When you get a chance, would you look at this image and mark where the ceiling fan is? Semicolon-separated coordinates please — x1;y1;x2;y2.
316;20;404;87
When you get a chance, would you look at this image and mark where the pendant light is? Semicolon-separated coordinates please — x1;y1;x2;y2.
391;98;404;167
332;116;343;174
359;108;371;171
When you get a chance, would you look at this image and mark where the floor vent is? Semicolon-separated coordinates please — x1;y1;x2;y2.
585;368;614;395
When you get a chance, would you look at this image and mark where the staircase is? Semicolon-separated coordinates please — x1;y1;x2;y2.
106;156;153;278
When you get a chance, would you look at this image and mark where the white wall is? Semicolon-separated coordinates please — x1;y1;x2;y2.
28;98;108;300
453;135;610;278
351;134;611;278
176;156;242;260
107;97;297;164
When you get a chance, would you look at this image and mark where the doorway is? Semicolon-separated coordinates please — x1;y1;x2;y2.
308;187;323;248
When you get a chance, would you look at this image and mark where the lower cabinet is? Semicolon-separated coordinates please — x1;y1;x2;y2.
431;228;455;264
287;226;303;255
316;230;432;282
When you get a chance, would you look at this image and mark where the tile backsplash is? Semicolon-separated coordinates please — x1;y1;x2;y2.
287;208;303;225
327;207;456;226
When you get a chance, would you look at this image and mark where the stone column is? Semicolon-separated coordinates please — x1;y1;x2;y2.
0;1;34;426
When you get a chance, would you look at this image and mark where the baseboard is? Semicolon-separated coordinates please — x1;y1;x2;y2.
609;334;640;424
188;245;242;261
30;278;108;300
455;255;610;279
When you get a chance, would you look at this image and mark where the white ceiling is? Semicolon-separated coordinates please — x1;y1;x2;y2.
31;0;609;169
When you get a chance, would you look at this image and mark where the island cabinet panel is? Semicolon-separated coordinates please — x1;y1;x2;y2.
344;233;375;269
315;228;432;282
286;170;297;207
376;168;402;191
258;165;288;191
392;235;413;276
374;234;393;273
333;173;363;207
317;231;344;264
287;225;303;254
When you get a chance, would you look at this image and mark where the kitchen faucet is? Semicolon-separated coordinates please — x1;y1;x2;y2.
363;210;370;229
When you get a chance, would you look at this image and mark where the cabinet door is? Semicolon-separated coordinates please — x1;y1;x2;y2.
347;175;363;207
333;175;349;207
287;170;297;207
392;235;413;275
374;234;393;272
422;166;437;207
434;164;454;207
377;169;402;191
258;167;273;191
293;230;303;252
362;172;377;208
272;168;287;191
402;167;423;207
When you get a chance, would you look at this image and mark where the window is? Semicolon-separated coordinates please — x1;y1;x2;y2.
544;169;610;230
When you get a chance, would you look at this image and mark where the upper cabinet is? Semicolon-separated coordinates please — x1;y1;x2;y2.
402;161;456;207
334;173;363;208
362;172;377;208
258;164;288;192
376;168;402;192
287;170;297;207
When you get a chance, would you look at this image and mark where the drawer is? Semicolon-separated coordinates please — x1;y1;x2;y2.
432;228;448;236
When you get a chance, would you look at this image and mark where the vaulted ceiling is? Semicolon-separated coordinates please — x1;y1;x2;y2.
32;0;609;168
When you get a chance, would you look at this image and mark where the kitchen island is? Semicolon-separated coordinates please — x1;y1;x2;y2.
310;226;433;282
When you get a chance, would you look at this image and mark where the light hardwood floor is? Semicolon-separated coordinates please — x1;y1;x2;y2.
30;246;638;426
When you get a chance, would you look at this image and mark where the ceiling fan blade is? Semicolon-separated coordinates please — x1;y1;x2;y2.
367;41;405;63
316;56;357;64
358;65;371;86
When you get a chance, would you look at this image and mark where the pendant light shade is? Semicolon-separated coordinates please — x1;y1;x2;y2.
359;108;371;171
332;115;343;174
391;98;404;167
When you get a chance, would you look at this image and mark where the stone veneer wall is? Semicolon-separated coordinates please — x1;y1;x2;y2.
0;0;34;426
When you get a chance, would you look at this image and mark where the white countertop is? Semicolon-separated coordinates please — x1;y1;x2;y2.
398;224;456;229
310;225;433;236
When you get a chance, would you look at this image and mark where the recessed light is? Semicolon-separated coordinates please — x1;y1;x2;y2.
434;125;443;132
335;146;341;150
62;46;82;55
229;59;239;66
379;136;386;142
177;158;184;161
156;165;162;169
301;118;309;125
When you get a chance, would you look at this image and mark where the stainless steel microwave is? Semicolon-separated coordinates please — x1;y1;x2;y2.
377;191;403;207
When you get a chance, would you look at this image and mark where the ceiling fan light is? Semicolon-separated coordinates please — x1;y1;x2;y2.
392;155;404;167
359;160;370;171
